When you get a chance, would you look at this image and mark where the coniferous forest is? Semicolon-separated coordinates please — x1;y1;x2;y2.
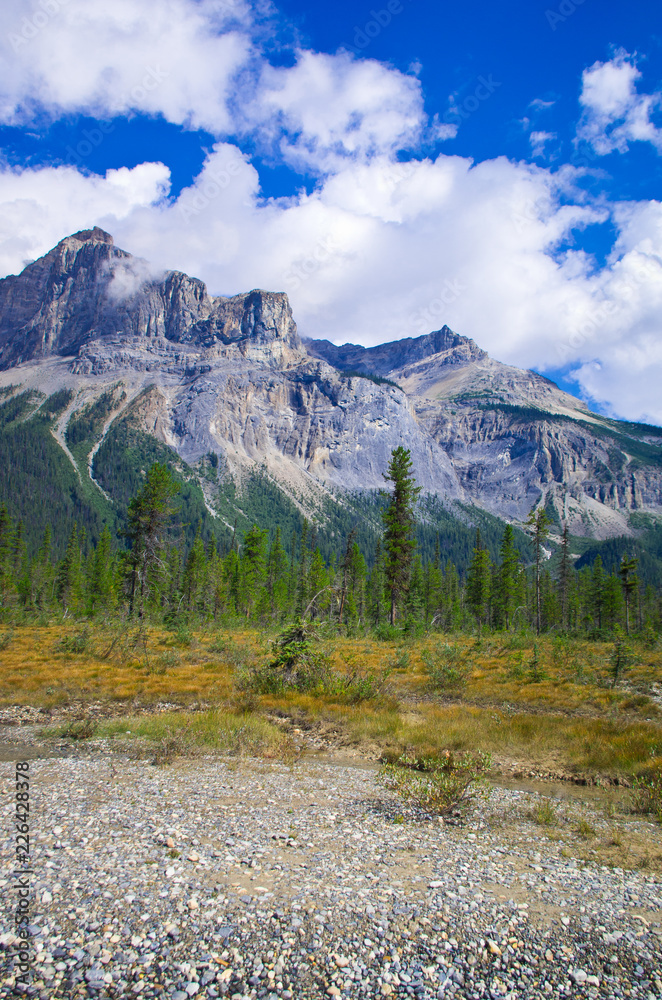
1;450;658;640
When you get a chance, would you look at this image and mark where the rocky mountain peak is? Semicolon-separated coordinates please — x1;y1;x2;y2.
0;230;299;370
303;324;486;378
67;227;115;246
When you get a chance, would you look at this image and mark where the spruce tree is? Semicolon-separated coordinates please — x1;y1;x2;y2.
558;524;570;629
239;524;268;618
526;505;550;635
466;529;491;627
89;525;115;613
618;555;638;635
126;463;181;618
382;447;421;626
496;524;520;630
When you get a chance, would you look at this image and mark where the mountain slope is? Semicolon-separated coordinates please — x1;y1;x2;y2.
0;228;660;559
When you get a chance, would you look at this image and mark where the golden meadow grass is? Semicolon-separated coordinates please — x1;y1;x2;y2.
1;623;661;777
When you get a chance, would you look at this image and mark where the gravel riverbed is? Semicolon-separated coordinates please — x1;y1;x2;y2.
1;743;661;1000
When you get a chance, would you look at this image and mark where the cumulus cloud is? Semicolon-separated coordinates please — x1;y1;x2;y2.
0;0;253;132
577;50;662;155
0;162;170;276
240;50;426;173
1;143;661;421
0;1;661;423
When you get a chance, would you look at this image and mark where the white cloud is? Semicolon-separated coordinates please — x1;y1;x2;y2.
577;50;662;155
2;145;661;421
239;49;426;173
529;131;557;158
0;0;253;132
0;162;170;276
0;6;661;424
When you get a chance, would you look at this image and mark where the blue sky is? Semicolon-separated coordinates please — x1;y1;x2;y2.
0;0;661;421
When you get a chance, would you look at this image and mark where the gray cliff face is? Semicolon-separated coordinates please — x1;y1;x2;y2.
0;229;661;539
303;326;485;377
0;228;299;369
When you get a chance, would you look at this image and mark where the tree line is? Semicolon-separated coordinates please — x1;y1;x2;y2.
0;450;659;637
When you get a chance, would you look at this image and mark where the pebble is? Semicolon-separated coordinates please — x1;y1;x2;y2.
0;748;661;999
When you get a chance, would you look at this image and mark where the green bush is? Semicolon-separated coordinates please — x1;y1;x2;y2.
238;620;389;702
238;619;334;695
378;749;491;816
421;642;468;691
388;647;410;671
54;629;90;654
373;622;403;641
632;768;662;821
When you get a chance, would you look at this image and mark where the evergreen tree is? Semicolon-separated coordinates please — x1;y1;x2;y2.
424;535;444;625
602;572;623;630
267;527;289;619
558;523;570;629
382;447;421;625
56;523;84;614
183;531;207;613
89;525;115;613
495;524;520;630
405;554;425;628
466;529;491;627
239;524;268;618
618;555;639;635
125;463;181;618
31;525;55;610
590;555;605;633
307;547;330;620
526;505;551;635
366;539;387;627
0;504;14;606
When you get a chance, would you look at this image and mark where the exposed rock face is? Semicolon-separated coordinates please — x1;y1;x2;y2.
0;228;299;370
0;229;661;538
303;326;484;377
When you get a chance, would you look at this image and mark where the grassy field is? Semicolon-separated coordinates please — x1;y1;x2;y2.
1;621;661;779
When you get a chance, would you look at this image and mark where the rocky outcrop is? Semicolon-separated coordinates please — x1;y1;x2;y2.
0;230;661;538
0;228;299;370
303;325;485;377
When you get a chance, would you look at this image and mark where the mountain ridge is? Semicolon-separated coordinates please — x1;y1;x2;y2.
0;228;660;550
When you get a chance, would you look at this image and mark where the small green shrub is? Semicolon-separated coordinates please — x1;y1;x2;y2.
575;819;596;839
373;622;403;641
632;768;662;821
531;798;558;827
611;627;633;687
238;619;333;695
378;749;491;816
0;628;14;651
528;642;546;682
174;625;192;647
61;717;97;740
330;663;391;704
388;647;411;672
55;629;90;654
156;650;181;669
421;643;468;691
